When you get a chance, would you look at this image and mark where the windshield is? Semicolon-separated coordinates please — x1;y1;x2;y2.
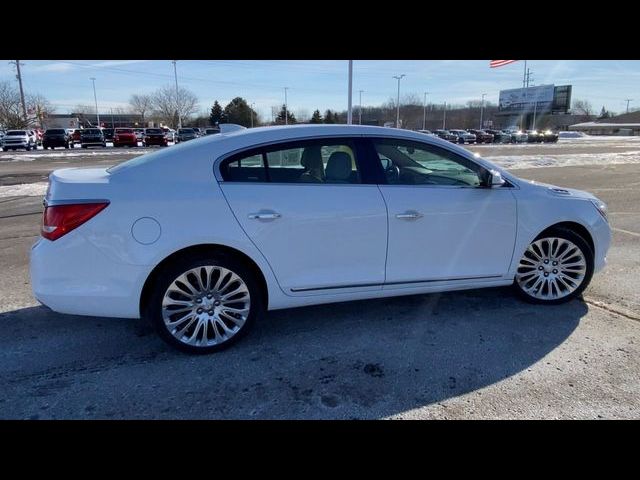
146;129;163;134
7;130;26;136
179;129;194;134
83;129;101;135
116;128;134;133
46;129;66;134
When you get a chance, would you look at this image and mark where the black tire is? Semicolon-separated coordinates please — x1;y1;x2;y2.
65;144;69;149
144;252;264;354
513;227;594;305
2;148;7;152
82;145;87;149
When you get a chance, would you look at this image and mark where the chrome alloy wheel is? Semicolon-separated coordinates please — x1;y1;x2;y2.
516;237;587;301
161;266;251;347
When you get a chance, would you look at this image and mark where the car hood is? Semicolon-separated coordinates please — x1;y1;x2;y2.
525;179;598;201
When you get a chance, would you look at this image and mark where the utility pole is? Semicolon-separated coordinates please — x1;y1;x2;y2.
479;93;486;129
10;61;28;123
393;74;405;128
90;77;100;127
284;87;289;125
522;60;527;89
251;102;255;128
347;60;353;124
443;102;447;129
172;60;181;129
625;99;633;114
111;108;115;128
359;90;364;125
422;92;429;130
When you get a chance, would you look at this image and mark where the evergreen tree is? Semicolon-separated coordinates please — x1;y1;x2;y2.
275;104;296;124
210;100;225;125
324;109;335;124
223;97;256;127
309;109;323;124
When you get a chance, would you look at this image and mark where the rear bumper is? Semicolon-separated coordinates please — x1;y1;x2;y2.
30;233;149;319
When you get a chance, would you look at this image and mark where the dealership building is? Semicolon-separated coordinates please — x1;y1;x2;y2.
569;111;640;136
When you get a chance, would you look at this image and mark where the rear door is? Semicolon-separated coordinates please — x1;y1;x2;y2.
219;137;388;294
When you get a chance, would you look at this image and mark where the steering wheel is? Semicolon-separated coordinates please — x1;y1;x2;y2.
385;164;400;183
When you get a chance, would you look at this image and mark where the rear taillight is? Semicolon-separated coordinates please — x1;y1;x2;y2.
42;202;109;241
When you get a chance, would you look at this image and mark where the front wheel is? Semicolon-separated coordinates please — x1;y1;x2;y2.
145;254;264;354
513;228;594;304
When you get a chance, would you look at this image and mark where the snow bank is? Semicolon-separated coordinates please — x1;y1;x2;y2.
486;150;640;170
0;182;48;198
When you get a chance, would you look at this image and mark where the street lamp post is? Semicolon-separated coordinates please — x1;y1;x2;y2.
90;77;100;127
251;102;255;128
479;93;487;129
284;87;289;125
172;60;181;129
347;60;353;124
443;101;447;129
359;90;364;125
422;91;430;130
393;74;406;128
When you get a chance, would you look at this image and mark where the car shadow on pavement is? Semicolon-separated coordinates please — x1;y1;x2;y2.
0;286;587;419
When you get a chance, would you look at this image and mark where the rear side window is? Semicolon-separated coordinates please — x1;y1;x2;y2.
220;139;361;184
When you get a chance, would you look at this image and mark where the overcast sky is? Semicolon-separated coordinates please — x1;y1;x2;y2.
0;60;638;120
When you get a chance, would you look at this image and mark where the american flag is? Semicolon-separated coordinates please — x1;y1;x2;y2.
490;60;518;68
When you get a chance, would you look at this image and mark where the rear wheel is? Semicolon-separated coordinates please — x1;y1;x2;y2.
513;228;594;305
145;254;264;354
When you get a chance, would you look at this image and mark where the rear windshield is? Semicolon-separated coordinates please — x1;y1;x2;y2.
146;129;163;134
83;129;101;134
179;128;194;133
116;128;134;133
6;130;26;135
46;129;66;134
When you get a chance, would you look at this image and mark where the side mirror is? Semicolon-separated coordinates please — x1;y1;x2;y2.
487;170;506;188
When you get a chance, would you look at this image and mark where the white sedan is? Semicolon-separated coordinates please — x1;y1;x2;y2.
30;124;611;353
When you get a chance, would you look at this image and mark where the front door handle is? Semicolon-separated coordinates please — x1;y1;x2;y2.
396;211;423;220
248;211;281;220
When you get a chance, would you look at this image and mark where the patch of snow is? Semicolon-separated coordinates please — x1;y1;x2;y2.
0;182;48;198
486;150;640;170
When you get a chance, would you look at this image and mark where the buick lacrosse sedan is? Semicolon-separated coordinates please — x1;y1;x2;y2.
31;125;611;353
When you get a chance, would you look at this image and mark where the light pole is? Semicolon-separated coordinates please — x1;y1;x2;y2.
347;60;353;124
479;93;487;129
359;90;364;125
90;77;100;128
250;102;255;128
393;74;405;128
172;60;181;129
443;101;447;129
422;91;430;130
283;87;289;125
625;99;633;114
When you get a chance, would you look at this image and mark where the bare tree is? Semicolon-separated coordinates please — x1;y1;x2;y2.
27;93;54;127
129;94;153;123
0;81;24;128
151;85;199;128
572;99;594;117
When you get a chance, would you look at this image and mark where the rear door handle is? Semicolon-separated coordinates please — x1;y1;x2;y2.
396;211;423;220
248;212;281;220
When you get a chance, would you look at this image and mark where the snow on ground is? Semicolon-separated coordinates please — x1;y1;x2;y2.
486;150;640;170
0;182;48;198
1;149;146;162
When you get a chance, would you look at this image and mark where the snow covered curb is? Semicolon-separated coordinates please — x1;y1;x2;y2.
0;183;48;198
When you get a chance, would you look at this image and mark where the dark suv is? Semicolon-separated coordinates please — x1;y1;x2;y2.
432;129;458;143
42;128;70;149
80;128;106;148
102;128;115;142
176;128;197;143
467;129;494;144
143;128;168;147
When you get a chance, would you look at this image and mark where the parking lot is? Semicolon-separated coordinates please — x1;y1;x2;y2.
1;137;639;419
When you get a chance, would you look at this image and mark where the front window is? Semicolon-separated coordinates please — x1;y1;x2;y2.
84;129;101;135
373;138;484;187
146;129;163;134
46;129;66;134
6;130;26;136
116;128;134;134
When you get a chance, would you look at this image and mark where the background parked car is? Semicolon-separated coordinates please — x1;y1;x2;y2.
204;128;221;136
42;129;70;149
526;130;545;143
162;127;176;142
143;128;168;147
70;129;82;145
176;128;197;143
432;129;458;143
192;127;202;137
113;128;138;147
504;129;528;143
485;129;511;143
134;128;145;142
2;130;37;151
541;129;559;143
80;128;106;149
102;128;115;142
449;129;476;144
416;129;435;136
467;129;494;144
